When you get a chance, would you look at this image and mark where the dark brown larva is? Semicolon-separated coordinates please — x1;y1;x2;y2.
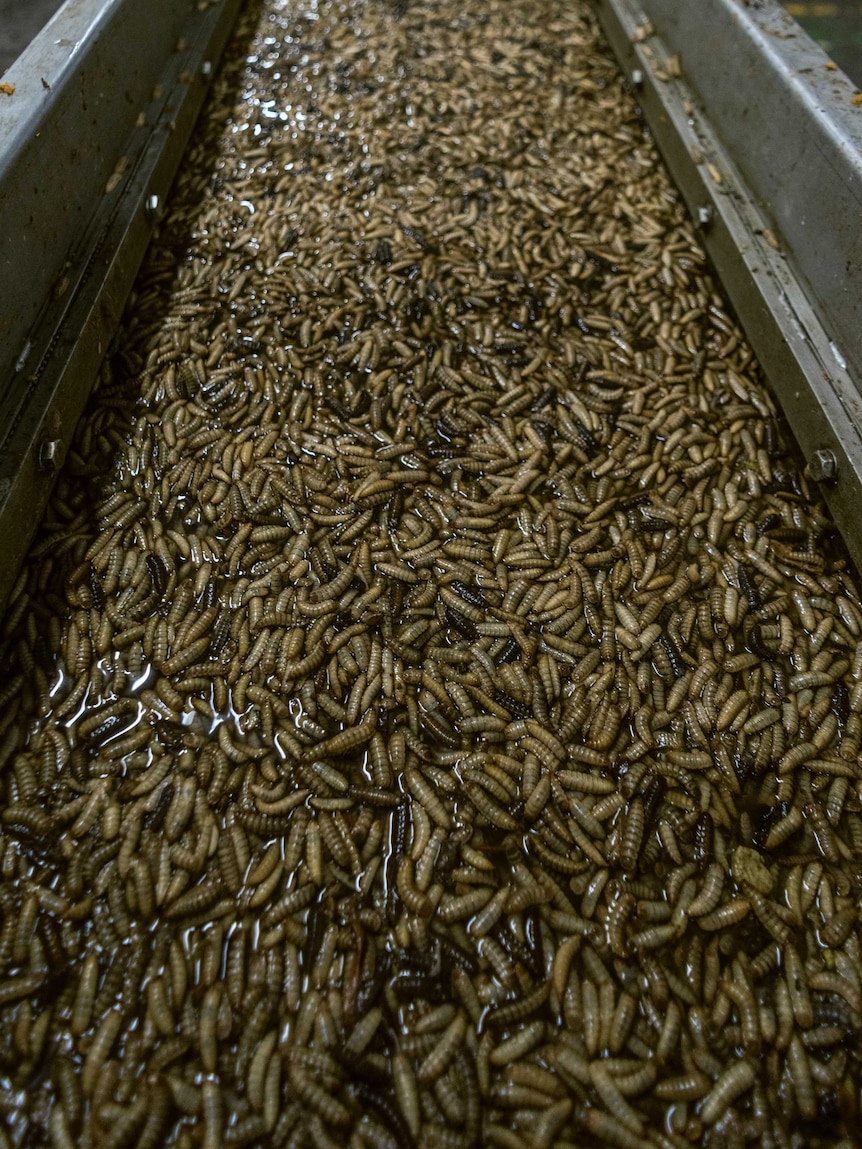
0;0;859;1145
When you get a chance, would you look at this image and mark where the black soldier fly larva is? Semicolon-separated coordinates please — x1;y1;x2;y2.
0;0;860;1144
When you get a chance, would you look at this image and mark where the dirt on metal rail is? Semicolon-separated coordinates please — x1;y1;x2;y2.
0;1;860;1146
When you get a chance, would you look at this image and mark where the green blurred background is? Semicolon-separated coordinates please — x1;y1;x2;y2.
783;1;862;86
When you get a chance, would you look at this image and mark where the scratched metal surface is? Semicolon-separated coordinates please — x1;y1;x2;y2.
0;0;66;74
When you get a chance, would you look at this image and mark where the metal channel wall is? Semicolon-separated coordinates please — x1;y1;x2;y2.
0;0;244;608
595;0;862;573
3;0;862;608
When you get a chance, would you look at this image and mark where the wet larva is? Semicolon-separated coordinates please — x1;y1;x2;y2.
81;1008;123;1096
247;1030;277;1113
618;797;645;873
731;846;772;896
307;719;376;762
130;856;155;922
765;804;804;850
287;1065;352;1127
589;1061;645;1135
805;800;843;863
654;1071;712;1103
787;1032;816;1120
784;944;813;1028
70;950;100;1036
579;1107;644;1149
443;969;480;1032
698;1058;757;1126
745;888;791;946
257;1049;280;1134
523;773;551;822
609;990;637;1054
199;985;221;1074
404;769;451;829
414;1003;458;1037
201;1079;223;1149
723;970;760;1054
808;970;862;1017
146;975;175;1037
697;897;751;932
414;824;442;890
2;2;862;1139
416;1011;467;1083
311;923;340;991
395;855;432;919
392;1050;420;1139
246;856;283;911
48;1106;77;1149
437;887;493;928
687;864;725;917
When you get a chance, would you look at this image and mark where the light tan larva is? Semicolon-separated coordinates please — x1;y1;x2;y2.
699;1060;757;1125
0;0;860;1144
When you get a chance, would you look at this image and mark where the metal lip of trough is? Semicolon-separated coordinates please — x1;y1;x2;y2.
0;0;244;611
595;0;862;574
1;0;190;401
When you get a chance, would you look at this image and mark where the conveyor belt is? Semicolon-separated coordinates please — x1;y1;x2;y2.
1;1;862;1147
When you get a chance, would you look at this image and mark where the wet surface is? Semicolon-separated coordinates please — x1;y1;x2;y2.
0;0;861;1146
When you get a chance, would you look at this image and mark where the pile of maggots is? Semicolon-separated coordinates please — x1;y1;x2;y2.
0;0;861;1146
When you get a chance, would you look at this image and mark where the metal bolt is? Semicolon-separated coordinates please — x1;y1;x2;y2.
696;205;713;228
630;68;644;88
809;448;838;483
201;60;213;78
38;438;62;473
145;193;161;220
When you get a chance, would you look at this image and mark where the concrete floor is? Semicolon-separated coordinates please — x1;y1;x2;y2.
0;0;66;74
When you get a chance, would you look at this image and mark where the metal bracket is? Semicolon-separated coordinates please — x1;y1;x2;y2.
37;438;63;473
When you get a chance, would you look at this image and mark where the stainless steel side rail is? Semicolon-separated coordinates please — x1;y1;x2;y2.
0;0;244;609
595;0;862;573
